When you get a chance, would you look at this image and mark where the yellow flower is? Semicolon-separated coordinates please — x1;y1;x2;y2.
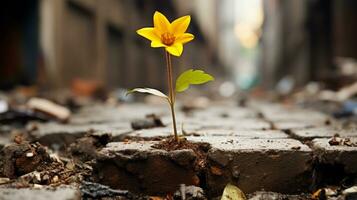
137;11;194;57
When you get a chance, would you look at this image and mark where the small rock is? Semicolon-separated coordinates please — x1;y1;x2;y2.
52;175;59;183
27;97;71;122
343;186;357;195
26;152;34;157
131;114;165;130
0;177;10;184
174;184;207;200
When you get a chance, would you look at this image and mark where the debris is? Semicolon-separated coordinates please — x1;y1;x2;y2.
333;100;357;118
336;82;357;102
173;184;207;200
68;133;112;162
27;97;71;122
0;100;9;113
328;136;357;147
80;181;139;199
0;107;49;125
0;142;51;178
311;188;338;200
221;183;247;200
311;189;325;200
0;177;10;184
319;82;357;102
343;186;357;195
131;114;165;130
26;152;34;157
210;166;223;176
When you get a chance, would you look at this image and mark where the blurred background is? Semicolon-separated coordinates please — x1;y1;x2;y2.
0;0;356;99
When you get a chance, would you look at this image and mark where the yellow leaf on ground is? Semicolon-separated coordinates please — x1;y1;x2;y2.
221;183;247;200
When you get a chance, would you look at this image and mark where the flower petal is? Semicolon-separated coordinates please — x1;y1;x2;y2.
175;33;194;44
151;41;166;48
137;27;160;42
166;43;183;57
171;15;191;36
154;11;170;33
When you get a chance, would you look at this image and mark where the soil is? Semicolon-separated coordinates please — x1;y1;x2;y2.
0;141;91;188
152;136;211;172
69;133;112;162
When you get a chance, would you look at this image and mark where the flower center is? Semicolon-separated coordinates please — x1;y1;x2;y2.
161;32;175;46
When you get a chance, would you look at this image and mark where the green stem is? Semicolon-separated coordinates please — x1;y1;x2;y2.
165;50;178;141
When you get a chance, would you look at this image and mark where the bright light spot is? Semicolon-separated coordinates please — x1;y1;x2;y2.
219;81;236;97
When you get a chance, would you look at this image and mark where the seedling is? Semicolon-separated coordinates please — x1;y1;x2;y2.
128;11;214;142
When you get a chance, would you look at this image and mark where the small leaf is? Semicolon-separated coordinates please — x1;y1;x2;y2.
221;183;247;200
175;69;214;92
127;88;168;99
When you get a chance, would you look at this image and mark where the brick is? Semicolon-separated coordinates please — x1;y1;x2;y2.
187;136;313;196
290;127;357;140
30;122;131;149
93;141;199;195
273;121;326;130
312;138;357;174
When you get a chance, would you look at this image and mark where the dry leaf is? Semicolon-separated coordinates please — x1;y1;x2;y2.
221;183;246;200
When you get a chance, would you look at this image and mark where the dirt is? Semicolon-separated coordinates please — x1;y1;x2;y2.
152;137;211;172
0;142;51;178
0;141;92;188
69;133;112;162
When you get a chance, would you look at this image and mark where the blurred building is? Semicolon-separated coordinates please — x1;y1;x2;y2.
0;0;356;92
0;0;219;91
261;0;357;89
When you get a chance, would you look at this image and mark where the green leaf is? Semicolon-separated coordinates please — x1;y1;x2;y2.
127;88;168;99
221;183;247;200
175;69;214;92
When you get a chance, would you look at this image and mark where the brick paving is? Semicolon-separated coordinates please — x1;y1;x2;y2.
3;100;357;198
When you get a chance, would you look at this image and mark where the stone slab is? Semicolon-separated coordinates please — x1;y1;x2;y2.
0;187;80;200
187;136;313;196
30;122;132;149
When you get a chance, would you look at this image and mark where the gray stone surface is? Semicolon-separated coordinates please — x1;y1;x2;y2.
1;100;353;197
0;187;80;200
290;127;357;140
